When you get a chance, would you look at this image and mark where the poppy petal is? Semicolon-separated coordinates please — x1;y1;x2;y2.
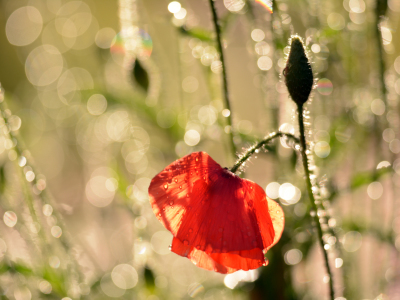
265;198;285;250
171;237;267;274
171;237;239;274
148;152;220;235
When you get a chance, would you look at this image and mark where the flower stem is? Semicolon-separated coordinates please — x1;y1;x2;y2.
208;0;237;159
230;132;299;173
297;104;335;300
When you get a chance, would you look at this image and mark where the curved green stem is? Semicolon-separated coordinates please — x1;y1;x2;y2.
297;104;335;300
208;0;237;159
230;132;299;173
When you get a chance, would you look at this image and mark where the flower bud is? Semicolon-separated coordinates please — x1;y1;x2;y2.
283;36;313;106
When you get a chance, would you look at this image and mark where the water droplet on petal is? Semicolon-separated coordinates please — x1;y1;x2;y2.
158;213;161;217
183;240;189;245
164;184;168;190
196;158;199;162
179;186;182;189
276;210;280;214
174;178;178;183
169;201;174;206
186;194;190;198
169;245;172;250
188;228;193;233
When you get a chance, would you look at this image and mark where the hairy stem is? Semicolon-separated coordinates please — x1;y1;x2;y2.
297;104;335;300
208;0;237;159
230;132;299;173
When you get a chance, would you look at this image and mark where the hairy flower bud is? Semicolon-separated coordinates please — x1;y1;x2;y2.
283;36;313;106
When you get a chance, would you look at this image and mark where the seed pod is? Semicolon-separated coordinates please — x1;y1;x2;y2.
283;36;313;107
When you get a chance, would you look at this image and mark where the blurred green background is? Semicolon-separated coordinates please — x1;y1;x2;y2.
0;0;400;299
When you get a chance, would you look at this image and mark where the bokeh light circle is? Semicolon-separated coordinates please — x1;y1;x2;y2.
3;211;17;227
317;78;333;95
25;45;63;87
111;264;139;289
6;6;43;46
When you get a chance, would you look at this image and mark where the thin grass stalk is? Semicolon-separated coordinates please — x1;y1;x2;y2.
208;0;237;159
0;85;84;289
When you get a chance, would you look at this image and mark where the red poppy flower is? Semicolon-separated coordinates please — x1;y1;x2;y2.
148;151;284;274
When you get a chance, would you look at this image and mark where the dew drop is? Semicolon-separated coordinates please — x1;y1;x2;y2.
158;213;161;217
174;178;178;183
186;194;190;198
203;177;206;180
196;158;199;162
169;201;174;206
169;245;172;250
164;184;168;190
196;244;201;249
250;186;253;190
189;228;193;233
179;186;182;189
276;210;280;214
183;240;189;245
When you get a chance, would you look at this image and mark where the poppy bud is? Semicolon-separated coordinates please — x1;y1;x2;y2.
283;36;313;107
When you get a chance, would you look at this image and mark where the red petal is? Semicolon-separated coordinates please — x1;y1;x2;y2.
265;197;284;250
171;237;268;274
171;237;239;274
149;151;284;272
